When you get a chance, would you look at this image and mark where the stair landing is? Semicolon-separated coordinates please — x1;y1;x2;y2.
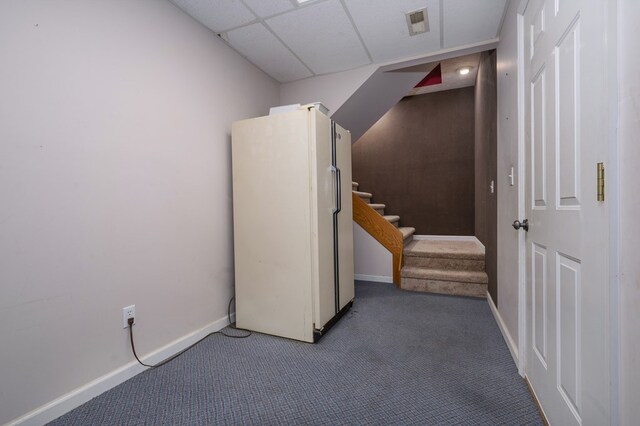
401;239;488;298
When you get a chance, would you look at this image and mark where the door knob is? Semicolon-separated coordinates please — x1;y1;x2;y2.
512;219;529;231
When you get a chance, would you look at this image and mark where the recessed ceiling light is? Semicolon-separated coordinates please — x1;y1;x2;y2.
295;0;316;4
458;67;471;75
406;8;429;36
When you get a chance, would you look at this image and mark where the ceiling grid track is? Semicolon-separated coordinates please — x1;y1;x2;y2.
238;0;316;77
439;0;445;49
219;0;332;34
338;0;374;64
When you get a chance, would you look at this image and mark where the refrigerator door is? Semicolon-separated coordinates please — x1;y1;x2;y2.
309;109;337;331
334;122;355;309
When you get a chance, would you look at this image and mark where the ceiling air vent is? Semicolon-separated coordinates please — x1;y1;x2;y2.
406;9;429;36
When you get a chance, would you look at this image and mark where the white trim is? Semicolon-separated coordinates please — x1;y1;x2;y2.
354;274;393;283
7;314;235;426
487;292;520;369
525;376;551;425
516;9;527;378
608;0;620;423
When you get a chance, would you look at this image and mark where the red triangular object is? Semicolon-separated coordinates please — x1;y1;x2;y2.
414;63;442;88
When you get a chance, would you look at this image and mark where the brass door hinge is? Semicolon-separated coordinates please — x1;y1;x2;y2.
597;162;605;202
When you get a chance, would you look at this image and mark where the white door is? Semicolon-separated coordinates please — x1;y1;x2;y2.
523;0;611;424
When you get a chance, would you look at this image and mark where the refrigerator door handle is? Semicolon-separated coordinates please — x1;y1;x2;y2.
330;165;341;214
336;167;342;214
330;121;340;314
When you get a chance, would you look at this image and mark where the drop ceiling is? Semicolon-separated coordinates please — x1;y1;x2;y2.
170;0;508;83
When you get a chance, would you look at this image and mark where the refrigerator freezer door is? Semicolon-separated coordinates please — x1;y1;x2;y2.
309;109;336;330
335;123;355;309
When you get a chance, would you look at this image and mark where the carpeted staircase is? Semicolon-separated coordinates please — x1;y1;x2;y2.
353;182;488;298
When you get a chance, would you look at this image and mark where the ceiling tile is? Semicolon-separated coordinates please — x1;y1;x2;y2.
170;0;255;33
443;0;507;48
226;23;313;83
242;0;294;18
266;0;371;75
345;0;441;63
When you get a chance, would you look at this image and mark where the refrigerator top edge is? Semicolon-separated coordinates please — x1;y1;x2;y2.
233;104;330;128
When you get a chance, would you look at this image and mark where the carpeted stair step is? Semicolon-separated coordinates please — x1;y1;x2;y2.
352;182;359;191
404;239;484;260
399;227;415;245
400;266;488;298
368;203;385;215
401;266;488;283
353;190;373;203
403;240;485;271
383;215;400;228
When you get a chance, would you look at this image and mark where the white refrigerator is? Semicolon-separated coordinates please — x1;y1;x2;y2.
231;104;354;343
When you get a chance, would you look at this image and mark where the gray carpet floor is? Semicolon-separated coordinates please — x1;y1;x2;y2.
49;281;542;425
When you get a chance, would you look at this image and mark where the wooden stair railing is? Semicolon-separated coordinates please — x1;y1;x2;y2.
352;192;403;286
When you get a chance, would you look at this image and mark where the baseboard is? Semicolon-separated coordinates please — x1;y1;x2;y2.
486;292;520;370
525;376;551;426
354;274;393;283
413;234;483;244
8;313;235;426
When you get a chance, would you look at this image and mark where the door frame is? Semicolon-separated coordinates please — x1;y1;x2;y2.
514;0;621;422
516;0;527;378
605;1;620;423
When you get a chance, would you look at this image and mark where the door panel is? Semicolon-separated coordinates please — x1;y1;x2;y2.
532;243;548;366
531;67;547;209
555;20;580;209
556;252;581;418
523;0;609;424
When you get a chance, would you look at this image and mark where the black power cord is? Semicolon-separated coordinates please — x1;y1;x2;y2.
128;297;251;369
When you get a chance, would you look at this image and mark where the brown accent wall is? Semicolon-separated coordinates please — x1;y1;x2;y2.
351;87;475;236
475;50;498;303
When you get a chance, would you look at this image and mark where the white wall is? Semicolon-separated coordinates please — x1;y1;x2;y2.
617;0;640;423
353;224;392;282
279;65;377;116
495;0;520;354
0;1;279;424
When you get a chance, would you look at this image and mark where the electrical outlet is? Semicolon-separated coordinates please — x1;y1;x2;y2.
122;305;135;328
